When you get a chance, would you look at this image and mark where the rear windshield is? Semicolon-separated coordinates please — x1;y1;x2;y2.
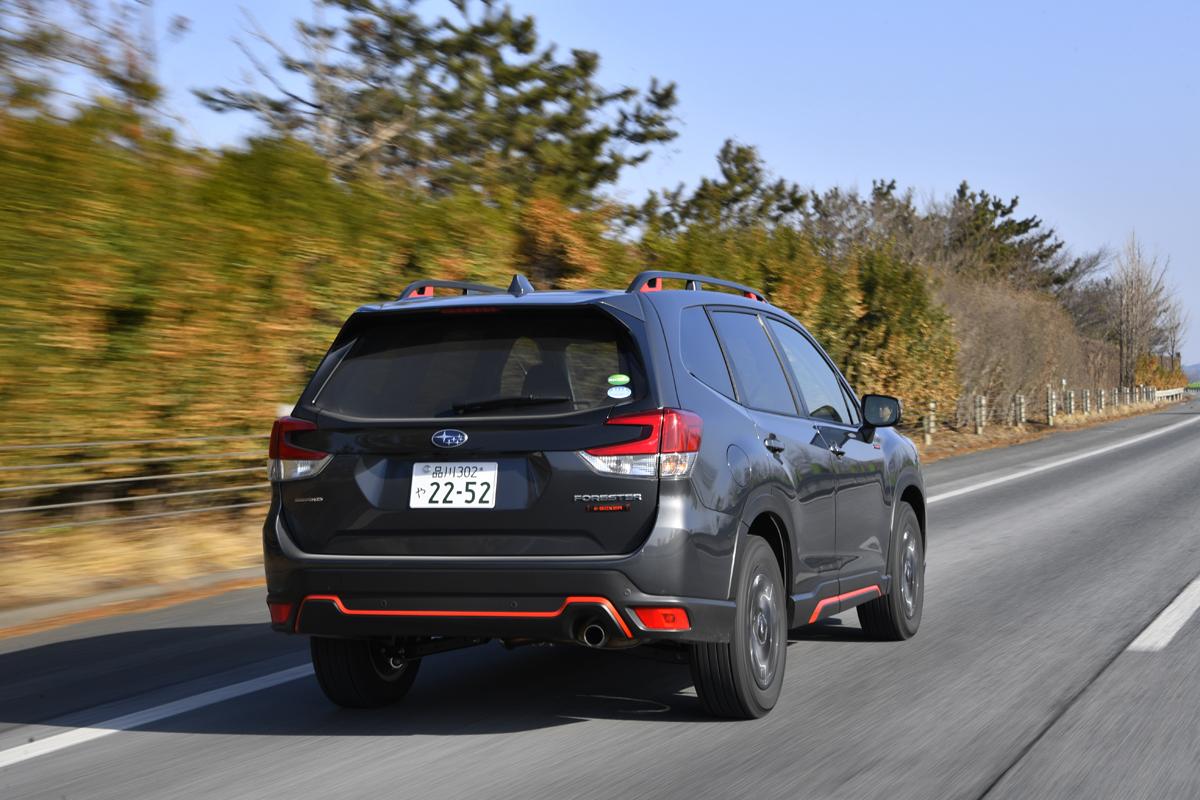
312;308;647;419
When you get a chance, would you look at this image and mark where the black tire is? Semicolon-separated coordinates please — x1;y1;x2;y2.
690;536;786;719
858;502;924;640
309;637;421;709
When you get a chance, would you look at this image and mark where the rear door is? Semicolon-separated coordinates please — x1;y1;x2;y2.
764;318;889;580
281;305;662;557
708;310;839;596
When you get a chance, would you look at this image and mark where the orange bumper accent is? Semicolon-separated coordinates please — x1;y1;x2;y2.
808;585;882;624
296;594;634;639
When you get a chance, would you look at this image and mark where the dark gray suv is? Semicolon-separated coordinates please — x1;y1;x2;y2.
264;271;926;718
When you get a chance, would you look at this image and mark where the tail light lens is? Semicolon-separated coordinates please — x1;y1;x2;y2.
268;416;331;481
579;409;702;478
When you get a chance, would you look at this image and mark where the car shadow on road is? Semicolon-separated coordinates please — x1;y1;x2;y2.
0;624;710;736
789;617;871;642
1;619;864;737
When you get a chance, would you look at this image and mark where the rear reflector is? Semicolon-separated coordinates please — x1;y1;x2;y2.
267;601;293;625
633;607;691;631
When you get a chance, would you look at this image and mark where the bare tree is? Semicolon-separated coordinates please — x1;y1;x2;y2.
1159;297;1188;361
1113;233;1172;385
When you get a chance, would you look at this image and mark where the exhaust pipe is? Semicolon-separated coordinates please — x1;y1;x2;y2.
581;623;609;648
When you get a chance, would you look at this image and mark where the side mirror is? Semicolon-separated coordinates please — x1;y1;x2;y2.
862;394;902;428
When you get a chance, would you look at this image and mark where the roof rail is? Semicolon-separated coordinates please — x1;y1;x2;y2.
397;274;539;301
626;271;765;302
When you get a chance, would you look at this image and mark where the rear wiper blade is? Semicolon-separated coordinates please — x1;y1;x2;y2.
450;395;571;414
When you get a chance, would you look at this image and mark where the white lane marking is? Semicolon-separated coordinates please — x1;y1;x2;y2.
927;413;1200;505
1127;576;1200;653
0;664;311;770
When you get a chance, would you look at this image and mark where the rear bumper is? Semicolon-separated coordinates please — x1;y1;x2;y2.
265;511;736;644
276;586;734;644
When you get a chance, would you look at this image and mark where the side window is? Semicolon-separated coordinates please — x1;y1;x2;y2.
767;319;853;424
840;385;862;426
680;306;735;399
710;311;797;415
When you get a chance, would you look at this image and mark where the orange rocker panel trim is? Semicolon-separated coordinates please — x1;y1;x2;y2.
295;594;635;639
808;585;882;624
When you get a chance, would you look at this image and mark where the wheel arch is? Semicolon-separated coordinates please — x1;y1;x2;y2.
746;511;791;598
896;480;926;551
732;487;795;601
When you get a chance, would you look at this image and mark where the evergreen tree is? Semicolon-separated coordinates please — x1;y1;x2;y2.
197;0;677;207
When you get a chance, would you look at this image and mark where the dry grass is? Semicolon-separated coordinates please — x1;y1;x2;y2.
0;512;263;612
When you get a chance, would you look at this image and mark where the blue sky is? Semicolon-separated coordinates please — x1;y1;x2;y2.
155;0;1200;361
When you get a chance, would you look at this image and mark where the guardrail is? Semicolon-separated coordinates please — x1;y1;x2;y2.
920;385;1188;447
0;433;269;536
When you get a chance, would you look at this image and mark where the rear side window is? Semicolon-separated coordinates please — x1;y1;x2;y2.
680;306;735;399
710;311;797;415
313;309;645;418
766;319;853;424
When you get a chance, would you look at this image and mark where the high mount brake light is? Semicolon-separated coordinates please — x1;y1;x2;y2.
579;409;702;478
268;416;332;481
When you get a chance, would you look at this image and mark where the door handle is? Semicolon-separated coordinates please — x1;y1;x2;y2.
764;434;786;453
812;424;846;458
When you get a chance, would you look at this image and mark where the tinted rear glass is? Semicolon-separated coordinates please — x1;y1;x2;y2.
313;308;646;419
680;306;735;398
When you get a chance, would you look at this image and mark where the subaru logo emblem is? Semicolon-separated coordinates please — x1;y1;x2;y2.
432;429;468;448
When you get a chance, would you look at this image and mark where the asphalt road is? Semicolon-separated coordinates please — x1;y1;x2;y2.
4;401;1200;799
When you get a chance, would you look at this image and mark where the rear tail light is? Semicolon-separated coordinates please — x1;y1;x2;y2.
268;416;332;481
633;606;691;631
579;409;702;478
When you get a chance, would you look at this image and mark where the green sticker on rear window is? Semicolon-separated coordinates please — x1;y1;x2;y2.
607;373;630;386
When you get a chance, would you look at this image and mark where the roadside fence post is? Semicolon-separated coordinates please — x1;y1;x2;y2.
1046;385;1055;427
1083;389;1090;415
1015;394;1026;428
973;396;983;435
923;402;934;447
1098;388;1106;413
1066;390;1075;416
